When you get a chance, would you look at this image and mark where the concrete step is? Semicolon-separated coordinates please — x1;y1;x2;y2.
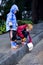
0;23;43;65
0;31;43;65
16;39;43;65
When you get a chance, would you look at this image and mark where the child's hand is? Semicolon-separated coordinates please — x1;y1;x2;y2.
9;22;13;28
9;22;12;26
22;38;26;42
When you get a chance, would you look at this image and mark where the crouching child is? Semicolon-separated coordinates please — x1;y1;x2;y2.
17;24;33;51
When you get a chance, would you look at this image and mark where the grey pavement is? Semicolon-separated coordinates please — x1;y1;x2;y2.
0;23;43;53
17;39;43;65
0;33;10;53
0;22;43;65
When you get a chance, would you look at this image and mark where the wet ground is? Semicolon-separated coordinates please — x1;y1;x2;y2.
17;39;43;65
0;23;43;65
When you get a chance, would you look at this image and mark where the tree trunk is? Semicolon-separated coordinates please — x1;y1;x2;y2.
39;0;43;20
32;0;39;24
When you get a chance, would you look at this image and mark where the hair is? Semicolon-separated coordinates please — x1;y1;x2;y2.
27;24;33;30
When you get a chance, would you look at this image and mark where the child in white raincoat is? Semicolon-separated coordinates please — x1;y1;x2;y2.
6;4;19;49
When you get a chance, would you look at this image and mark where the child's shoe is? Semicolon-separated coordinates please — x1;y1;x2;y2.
11;42;19;49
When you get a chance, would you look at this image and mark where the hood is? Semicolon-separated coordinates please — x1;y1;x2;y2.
10;4;19;13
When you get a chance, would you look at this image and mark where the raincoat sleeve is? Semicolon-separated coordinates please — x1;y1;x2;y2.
6;13;13;31
6;13;12;23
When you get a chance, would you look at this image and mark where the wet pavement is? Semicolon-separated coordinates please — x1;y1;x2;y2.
0;22;43;65
0;23;43;53
17;39;43;65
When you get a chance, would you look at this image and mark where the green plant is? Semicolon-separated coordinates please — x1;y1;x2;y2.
0;19;33;34
0;20;6;34
18;20;33;26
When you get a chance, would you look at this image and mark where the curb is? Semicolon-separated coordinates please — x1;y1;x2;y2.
0;31;43;65
32;31;43;46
